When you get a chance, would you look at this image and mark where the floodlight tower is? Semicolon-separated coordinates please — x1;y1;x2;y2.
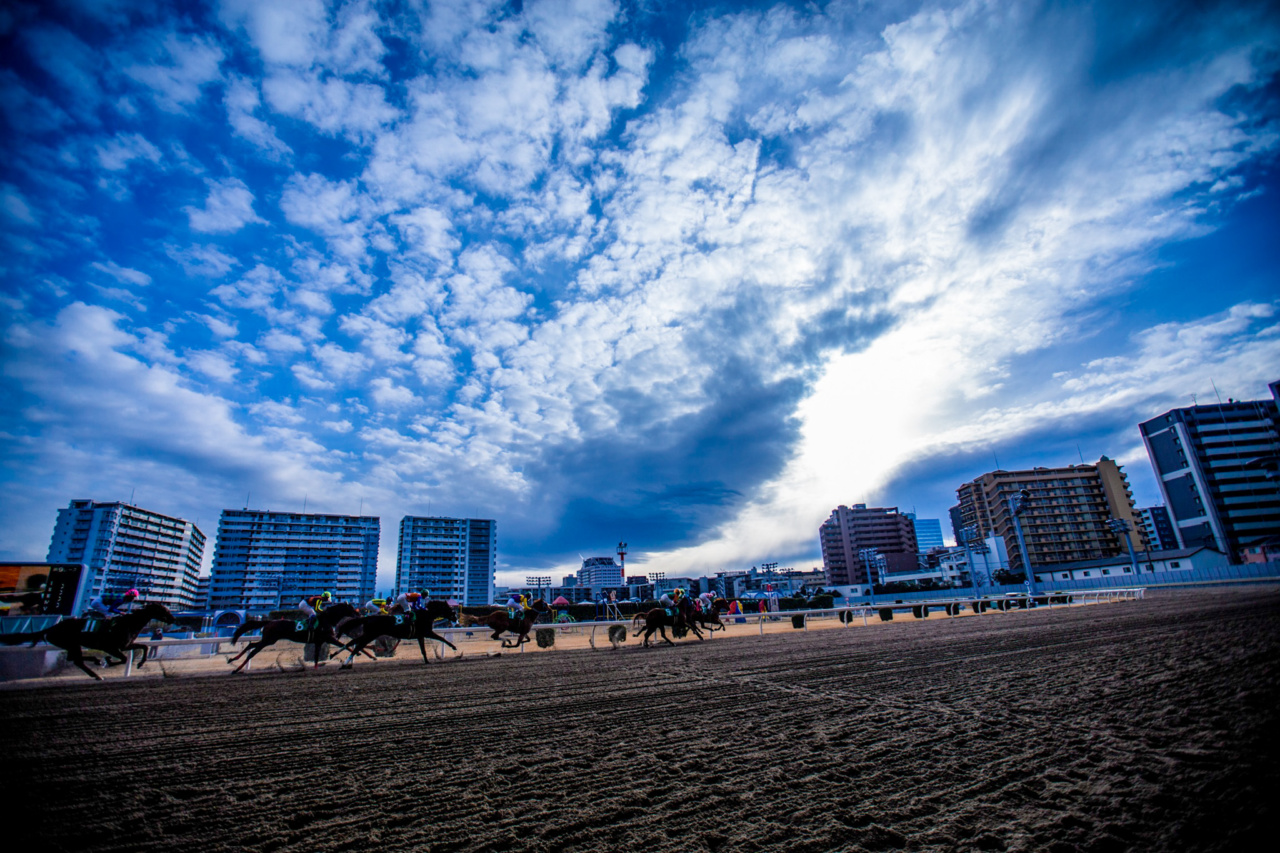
1008;488;1036;597
617;541;627;577
1106;518;1139;578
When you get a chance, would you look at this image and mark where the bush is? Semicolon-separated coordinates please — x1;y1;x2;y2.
790;614;805;629
811;595;834;609
878;608;894;622
535;628;555;648
608;625;626;645
838;610;855;624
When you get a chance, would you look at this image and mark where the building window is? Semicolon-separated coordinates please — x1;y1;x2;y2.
1082;571;1091;577
1170;561;1181;568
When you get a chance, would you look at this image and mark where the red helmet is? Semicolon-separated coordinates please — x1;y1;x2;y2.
125;588;139;598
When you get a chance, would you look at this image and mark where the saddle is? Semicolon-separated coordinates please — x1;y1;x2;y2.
664;607;677;619
393;613;415;637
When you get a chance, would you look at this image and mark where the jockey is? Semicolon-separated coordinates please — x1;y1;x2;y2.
412;589;431;610
299;591;331;628
394;591;421;612
506;592;526;620
698;590;715;611
364;597;386;616
86;588;139;620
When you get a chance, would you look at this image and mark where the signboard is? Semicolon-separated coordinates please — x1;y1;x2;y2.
1;562;85;616
43;564;86;615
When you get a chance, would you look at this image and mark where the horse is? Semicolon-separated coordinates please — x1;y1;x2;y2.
0;602;177;680
331;600;458;667
632;597;705;648
690;597;730;633
226;602;359;673
460;600;550;647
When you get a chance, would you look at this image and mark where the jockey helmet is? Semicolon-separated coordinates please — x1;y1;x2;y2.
322;590;332;600
124;588;139;598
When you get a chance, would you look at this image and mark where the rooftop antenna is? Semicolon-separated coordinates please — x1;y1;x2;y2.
992;449;1001;470
129;487;135;506
1077;444;1085;464
359;497;364;516
245;491;250;509
302;494;307;514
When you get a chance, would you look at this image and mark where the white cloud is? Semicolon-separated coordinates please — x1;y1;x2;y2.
94;133;162;171
91;260;151;287
370;376;417;407
166;243;238;277
0;183;39;226
185;177;266;233
122;31;224;112
225;77;292;157
187;349;239;382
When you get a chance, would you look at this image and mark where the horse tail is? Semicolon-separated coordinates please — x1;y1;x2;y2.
0;629;47;647
232;620;268;643
631;612;646;628
458;612;484;627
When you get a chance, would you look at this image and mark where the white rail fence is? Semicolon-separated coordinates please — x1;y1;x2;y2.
2;588;1145;678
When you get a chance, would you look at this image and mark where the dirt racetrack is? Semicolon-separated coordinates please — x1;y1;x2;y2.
2;585;1277;853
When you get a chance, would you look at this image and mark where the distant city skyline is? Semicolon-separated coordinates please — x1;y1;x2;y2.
2;1;1278;590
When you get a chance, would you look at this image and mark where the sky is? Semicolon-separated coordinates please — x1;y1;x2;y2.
2;0;1278;591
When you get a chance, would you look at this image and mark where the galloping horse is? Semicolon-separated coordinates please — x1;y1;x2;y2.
0;603;177;680
633;597;705;648
227;602;359;673
690;597;730;633
333;600;457;667
460;600;550;647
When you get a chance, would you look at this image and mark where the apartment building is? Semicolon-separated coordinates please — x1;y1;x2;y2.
47;499;206;612
1139;382;1280;559
951;458;1147;577
209;510;379;611
819;504;918;588
396;516;496;607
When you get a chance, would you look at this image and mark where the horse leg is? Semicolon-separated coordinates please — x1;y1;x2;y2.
65;645;103;680
340;636;373;668
424;630;457;652
232;641;266;673
127;642;150;667
659;625;674;646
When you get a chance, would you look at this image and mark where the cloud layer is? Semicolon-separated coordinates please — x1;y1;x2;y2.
2;0;1278;587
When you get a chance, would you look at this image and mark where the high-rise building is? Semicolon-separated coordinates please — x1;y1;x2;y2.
905;514;945;553
578;556;623;586
396;516;496;607
952;458;1147;578
819;504;918;587
1139;382;1280;559
209;510;379;611
47;499;206;612
1137;506;1179;552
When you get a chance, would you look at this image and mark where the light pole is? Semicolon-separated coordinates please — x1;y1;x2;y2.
1106;518;1139;578
1008;488;1036;597
525;575;550;604
617;541;627;579
858;548;881;604
960;525;983;599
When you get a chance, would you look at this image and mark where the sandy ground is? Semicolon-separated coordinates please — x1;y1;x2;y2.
2;585;1276;852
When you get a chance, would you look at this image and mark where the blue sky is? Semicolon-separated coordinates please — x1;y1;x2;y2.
2;0;1278;590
